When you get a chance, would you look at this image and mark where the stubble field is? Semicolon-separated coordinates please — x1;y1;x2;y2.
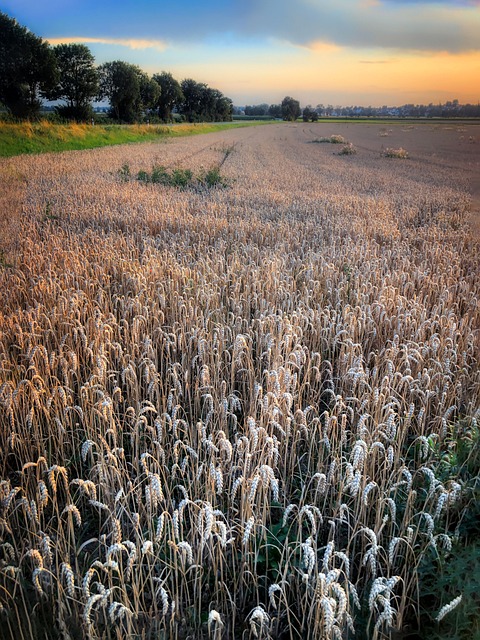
0;122;479;639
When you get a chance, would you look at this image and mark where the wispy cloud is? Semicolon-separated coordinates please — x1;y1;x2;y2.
47;36;168;51
303;40;342;53
382;0;479;5
5;0;480;57
244;0;480;53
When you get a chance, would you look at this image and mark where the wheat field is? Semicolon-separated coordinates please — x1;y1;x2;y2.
0;123;478;639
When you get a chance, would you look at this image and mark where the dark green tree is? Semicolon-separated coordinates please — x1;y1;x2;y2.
152;71;183;122
47;43;99;121
200;85;217;121
200;87;226;121
268;103;282;119
213;92;233;122
179;79;232;122
139;72;161;117
302;105;318;122
302;105;312;122
245;103;269;116
0;12;58;118
281;96;301;122
97;61;160;122
179;78;206;122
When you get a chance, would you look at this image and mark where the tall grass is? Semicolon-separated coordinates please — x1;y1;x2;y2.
0;120;265;157
0;124;478;639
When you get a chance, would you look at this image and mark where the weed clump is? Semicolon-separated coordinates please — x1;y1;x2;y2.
198;166;228;188
311;135;347;144
118;163;131;181
338;143;357;155
383;147;409;158
0;249;13;268
131;164;228;189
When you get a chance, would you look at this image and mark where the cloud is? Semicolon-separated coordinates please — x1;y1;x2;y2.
4;0;480;55
303;40;342;53
47;36;168;51
382;0;479;5
243;0;480;53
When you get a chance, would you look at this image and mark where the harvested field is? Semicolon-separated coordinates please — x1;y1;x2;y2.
0;123;479;639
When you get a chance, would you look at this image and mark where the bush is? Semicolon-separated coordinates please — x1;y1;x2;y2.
55;104;94;122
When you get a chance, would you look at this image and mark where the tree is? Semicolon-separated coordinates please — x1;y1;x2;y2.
179;79;232;122
281;96;301;122
97;61;160;122
46;44;98;121
152;72;183;122
268;103;282;119
303;105;312;122
302;105;318;122
200;87;232;122
245;103;269;116
139;72;160;114
179;78;206;122
213;92;233;122
0;12;58;118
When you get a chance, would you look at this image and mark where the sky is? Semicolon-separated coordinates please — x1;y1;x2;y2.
1;0;479;107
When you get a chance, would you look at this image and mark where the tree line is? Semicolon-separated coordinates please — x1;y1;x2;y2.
241;100;480;120
239;98;301;122
0;12;233;123
3;12;477;124
324;100;480;119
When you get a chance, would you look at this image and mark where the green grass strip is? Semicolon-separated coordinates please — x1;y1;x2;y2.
0;120;272;158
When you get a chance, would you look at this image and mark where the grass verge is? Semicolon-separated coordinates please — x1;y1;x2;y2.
0;120;268;157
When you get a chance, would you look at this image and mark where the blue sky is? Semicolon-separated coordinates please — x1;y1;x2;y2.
1;0;479;105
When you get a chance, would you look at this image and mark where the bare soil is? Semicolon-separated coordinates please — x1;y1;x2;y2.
302;121;480;237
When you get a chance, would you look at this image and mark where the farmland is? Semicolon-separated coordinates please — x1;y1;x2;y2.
0;122;479;639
